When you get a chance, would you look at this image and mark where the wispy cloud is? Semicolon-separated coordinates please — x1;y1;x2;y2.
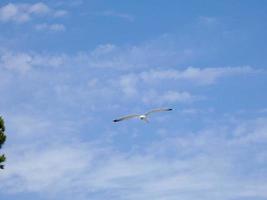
96;10;135;22
0;2;67;23
1;115;267;199
0;47;260;107
118;72;198;104
198;16;218;25
0;1;266;200
0;51;32;73
35;23;66;32
0;37;266;200
139;66;258;85
142;90;197;104
0;50;65;73
1;43;259;77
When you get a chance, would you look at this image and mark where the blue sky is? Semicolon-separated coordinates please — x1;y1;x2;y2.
0;1;267;200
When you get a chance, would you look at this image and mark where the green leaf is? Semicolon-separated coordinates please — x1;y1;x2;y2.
0;154;6;163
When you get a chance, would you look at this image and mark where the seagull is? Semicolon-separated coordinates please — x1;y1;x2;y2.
113;108;173;123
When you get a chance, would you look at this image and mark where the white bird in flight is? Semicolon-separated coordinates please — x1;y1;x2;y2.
113;108;173;123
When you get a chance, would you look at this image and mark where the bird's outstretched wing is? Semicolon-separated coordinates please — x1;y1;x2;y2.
113;114;140;122
145;108;172;116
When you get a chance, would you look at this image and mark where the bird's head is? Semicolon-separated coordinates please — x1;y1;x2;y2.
139;115;146;120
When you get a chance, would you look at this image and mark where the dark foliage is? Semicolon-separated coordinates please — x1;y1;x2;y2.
0;116;6;169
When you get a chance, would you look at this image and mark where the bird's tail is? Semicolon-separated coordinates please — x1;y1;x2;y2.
143;118;149;123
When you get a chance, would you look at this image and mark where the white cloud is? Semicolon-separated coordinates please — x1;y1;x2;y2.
142;90;196;105
140;66;258;85
232;117;267;144
118;73;198;104
160;91;195;103
0;51;32;73
53;10;68;17
1;117;267;199
8;115;52;138
98;10;135;22
0;47;266;199
258;108;267;113
119;74;139;97
35;23;66;32
0;48;259;108
198;16;218;25
1;143;93;193
113;65;258;104
0;2;67;23
28;2;50;15
0;50;65;73
180;108;214;115
2;43;258;76
81;40;191;69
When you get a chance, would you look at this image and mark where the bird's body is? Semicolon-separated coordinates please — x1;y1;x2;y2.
139;115;146;120
113;108;172;123
139;114;148;122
